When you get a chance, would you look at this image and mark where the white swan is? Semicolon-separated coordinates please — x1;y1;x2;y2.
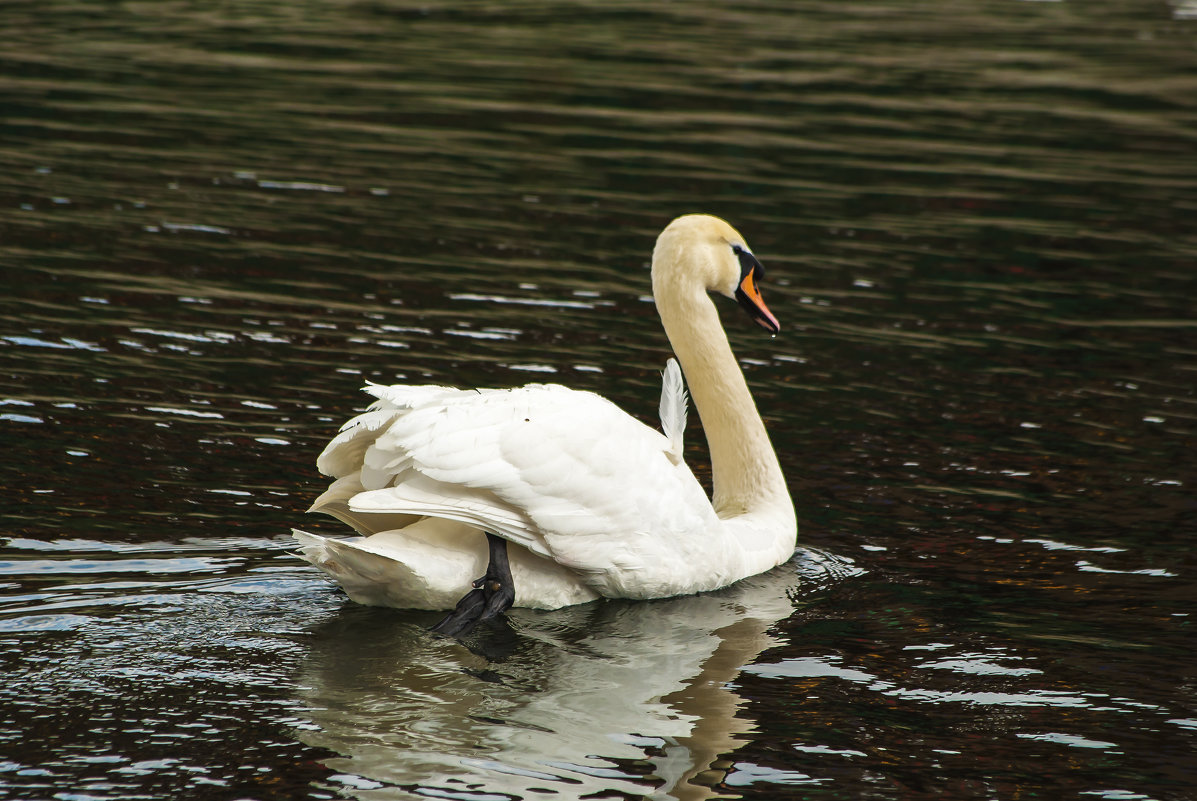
294;214;796;632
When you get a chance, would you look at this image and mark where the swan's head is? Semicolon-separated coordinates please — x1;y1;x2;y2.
652;214;780;334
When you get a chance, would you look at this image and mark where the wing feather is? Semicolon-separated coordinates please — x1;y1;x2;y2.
312;372;719;592
658;358;688;463
316;408;402;478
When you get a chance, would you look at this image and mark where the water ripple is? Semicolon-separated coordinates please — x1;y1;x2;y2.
1;1;1194;799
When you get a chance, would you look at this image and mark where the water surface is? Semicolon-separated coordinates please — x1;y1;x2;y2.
1;1;1195;799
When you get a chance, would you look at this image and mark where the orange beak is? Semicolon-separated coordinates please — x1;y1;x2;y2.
736;267;780;334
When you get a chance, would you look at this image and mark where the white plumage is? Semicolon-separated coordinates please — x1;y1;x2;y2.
295;214;797;612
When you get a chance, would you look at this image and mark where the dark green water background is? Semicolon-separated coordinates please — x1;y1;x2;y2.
1;1;1195;799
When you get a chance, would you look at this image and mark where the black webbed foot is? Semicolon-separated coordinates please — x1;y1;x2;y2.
430;533;515;638
429;586;488;637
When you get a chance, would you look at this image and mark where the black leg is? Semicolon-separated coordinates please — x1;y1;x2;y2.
430;533;516;637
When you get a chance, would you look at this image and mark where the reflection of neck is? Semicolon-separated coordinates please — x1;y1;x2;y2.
654;277;788;517
662;616;778;800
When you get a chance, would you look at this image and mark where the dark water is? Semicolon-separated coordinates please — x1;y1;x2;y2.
2;1;1195;798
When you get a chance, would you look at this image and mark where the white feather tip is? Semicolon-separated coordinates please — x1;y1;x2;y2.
659;358;688;461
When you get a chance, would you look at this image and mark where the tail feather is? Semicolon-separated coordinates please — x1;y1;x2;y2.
293;527;484;610
292;524;601;611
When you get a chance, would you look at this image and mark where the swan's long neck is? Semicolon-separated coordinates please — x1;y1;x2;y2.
653;255;789;518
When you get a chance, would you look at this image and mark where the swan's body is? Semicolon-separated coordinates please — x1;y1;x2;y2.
295;214;797;614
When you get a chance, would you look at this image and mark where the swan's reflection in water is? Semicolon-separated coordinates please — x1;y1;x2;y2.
296;550;850;800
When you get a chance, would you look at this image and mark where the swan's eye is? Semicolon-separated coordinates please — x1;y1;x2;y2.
731;244;765;282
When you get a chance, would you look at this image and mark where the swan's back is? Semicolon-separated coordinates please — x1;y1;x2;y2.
311;380;731;599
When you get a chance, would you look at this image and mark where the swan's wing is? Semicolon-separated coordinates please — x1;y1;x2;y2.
315;383;458;478
307;474;421;536
314;381;717;580
658;358;687;463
